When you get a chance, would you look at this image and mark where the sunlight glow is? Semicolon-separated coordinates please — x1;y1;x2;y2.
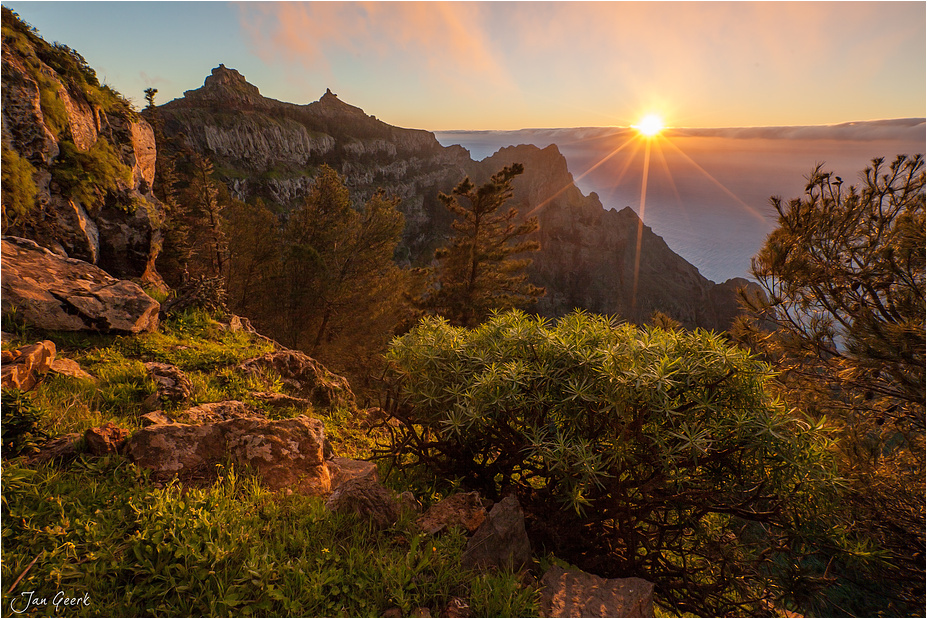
634;114;664;137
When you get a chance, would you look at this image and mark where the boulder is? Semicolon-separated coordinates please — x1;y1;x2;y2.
417;492;487;536
236;350;355;409
1;339;56;391
84;422;130;456
143;362;193;408
325;476;401;529
1;237;159;333
49;357;96;382
461;495;532;571
539;565;654;618
139;410;175;427
327;456;378;489
127;414;331;495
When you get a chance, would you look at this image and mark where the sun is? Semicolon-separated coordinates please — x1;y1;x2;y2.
634;114;664;137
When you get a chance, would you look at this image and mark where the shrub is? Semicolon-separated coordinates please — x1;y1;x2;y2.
381;310;841;616
1;146;38;228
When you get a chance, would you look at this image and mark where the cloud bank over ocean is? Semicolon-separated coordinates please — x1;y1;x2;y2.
437;119;925;283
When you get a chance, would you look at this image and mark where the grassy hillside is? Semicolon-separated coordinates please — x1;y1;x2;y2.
1;309;539;617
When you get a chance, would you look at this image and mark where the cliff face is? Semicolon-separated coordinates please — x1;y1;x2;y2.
477;145;746;329
157;65;749;329
156;65;475;257
1;8;163;285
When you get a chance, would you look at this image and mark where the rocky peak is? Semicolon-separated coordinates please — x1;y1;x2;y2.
180;64;264;108
205;64;254;90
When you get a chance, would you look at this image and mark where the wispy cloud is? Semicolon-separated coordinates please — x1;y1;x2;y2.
239;1;510;90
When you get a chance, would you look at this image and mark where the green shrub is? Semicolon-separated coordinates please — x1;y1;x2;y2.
1;146;38;228
383;310;842;616
53;138;131;207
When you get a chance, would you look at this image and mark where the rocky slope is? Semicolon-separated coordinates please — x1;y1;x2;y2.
1;8;163;285
156;65;752;329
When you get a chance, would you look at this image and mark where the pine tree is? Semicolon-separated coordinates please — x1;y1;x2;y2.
278;165;408;373
418;163;544;327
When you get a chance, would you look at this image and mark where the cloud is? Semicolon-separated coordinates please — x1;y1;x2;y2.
239;1;510;89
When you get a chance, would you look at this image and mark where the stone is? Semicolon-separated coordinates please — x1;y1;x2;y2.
179;400;260;424
443;597;470;618
143;362;193;408
538;565;654;618
237;350;355;409
1;237;160;334
325;476;401;529
417;492;487;536
327;456;378;489
49;357;96;382
127;414;331;495
84;422;130;456
461;495;532;571
1;339;56;391
139;411;175;427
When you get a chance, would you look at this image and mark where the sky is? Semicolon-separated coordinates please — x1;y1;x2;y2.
4;1;925;131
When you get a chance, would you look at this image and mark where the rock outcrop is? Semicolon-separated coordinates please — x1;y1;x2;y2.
237;350;355;409
1;8;163;285
1;339;56;391
127;414;331;495
539;565;655;618
460;495;532;570
1;237;160;334
481;144;757;329
155;65;474;258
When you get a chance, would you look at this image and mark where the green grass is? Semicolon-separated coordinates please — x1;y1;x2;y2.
1;460;539;617
2;307;542;617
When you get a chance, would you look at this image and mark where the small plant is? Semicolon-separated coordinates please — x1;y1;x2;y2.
1;390;48;456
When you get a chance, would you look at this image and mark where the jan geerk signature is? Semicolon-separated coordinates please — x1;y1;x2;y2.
9;590;91;614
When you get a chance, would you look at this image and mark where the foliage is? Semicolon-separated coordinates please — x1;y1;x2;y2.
381;310;841;616
747;154;925;423
1;390;48;456
1;146;38;229
52;138;132;207
416;164;544;327
221;165;410;387
737;154;926;616
1;459;538;617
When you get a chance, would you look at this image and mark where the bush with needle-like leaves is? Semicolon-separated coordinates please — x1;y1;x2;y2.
380;310;842;616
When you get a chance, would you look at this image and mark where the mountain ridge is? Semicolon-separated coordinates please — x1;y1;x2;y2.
154;65;752;329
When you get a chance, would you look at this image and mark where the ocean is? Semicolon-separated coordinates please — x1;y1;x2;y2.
436;120;925;284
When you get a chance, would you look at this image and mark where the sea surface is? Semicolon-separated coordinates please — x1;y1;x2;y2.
436;120;925;283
